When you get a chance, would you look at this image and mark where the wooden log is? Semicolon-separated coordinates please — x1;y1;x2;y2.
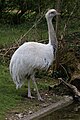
58;78;80;98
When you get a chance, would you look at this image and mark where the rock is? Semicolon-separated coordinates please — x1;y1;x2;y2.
45;93;48;96
40;103;49;107
16;113;24;119
33;88;36;91
29;110;33;114
48;98;52;101
5;118;8;120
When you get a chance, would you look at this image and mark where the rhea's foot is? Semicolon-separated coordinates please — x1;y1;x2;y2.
28;95;35;99
38;96;44;101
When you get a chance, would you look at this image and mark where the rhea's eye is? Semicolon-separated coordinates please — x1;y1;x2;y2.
50;11;54;14
49;11;55;16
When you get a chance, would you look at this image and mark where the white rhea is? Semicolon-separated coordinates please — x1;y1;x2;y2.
9;9;60;101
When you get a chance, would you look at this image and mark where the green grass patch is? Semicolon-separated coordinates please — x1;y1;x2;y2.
0;23;48;48
0;18;80;47
0;23;32;46
0;64;25;119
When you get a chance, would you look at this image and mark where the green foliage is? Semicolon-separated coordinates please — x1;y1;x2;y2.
0;0;80;26
0;0;56;24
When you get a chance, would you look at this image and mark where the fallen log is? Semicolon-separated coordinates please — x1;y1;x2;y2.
58;78;80;101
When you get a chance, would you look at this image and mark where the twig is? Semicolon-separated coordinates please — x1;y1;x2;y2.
0;38;48;58
0;46;18;58
0;9;48;59
59;64;69;81
18;10;47;43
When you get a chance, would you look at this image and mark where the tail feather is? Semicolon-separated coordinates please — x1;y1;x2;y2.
9;61;24;89
14;76;23;89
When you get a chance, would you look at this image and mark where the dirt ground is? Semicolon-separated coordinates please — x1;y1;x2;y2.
5;85;67;120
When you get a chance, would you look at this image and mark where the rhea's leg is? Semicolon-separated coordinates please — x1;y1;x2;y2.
31;74;43;101
28;79;35;99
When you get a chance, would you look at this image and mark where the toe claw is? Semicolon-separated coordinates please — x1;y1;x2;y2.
38;97;44;101
28;95;35;99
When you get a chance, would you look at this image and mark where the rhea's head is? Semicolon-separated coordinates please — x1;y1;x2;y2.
45;9;60;20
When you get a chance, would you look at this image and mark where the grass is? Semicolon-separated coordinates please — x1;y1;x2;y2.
0;23;48;47
0;64;20;119
0;23;32;46
0;63;34;119
0;19;79;47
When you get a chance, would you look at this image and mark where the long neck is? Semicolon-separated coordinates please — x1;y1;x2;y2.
47;18;58;51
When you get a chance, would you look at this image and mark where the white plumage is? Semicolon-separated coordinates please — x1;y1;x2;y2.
9;9;60;101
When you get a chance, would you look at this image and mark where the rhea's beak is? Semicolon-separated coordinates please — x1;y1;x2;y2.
56;12;61;15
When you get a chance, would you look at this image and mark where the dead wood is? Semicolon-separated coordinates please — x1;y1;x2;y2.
58;78;80;97
0;46;18;59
